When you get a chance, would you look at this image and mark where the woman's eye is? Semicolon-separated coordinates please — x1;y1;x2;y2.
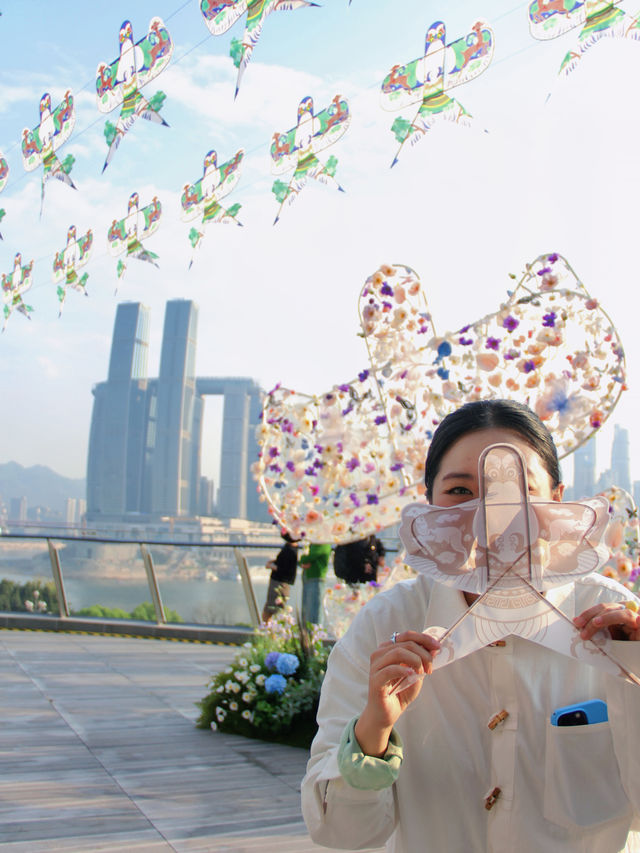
447;486;473;495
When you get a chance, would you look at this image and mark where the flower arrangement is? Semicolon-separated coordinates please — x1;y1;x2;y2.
196;607;329;748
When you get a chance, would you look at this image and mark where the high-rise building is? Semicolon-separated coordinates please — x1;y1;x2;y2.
572;439;596;499
611;424;631;494
65;498;76;524
9;497;27;522
86;300;268;525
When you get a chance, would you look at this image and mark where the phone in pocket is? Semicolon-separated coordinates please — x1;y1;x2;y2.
550;699;608;726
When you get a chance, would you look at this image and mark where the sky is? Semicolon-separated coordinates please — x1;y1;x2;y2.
0;0;639;491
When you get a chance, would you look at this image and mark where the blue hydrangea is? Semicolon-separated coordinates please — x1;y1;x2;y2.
264;674;287;695
264;651;281;671
275;653;299;676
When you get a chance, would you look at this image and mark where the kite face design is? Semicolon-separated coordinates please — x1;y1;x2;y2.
256;253;626;543
381;20;494;166
181;148;244;266
52;225;93;315
398;443;639;685
21;91;76;213
2;253;34;330
528;0;640;77
201;0;318;97
96;17;173;171
270;95;350;223
107;191;162;281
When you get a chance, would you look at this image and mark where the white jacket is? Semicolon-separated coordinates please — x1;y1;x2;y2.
302;573;640;852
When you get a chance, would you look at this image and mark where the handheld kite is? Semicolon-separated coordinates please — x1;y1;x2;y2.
2;253;34;330
528;1;640;78
107;192;161;282
181;148;244;267
200;0;318;97
270;95;350;224
52;225;93;316
0;151;7;239
398;443;640;686
381;21;494;166
21;91;76;215
256;253;626;543
96;18;173;172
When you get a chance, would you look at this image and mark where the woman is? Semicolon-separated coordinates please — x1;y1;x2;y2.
302;400;640;852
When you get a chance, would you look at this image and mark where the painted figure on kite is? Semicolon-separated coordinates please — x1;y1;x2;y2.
21;91;76;214
255;253;626;544
181;148;244;268
528;0;640;77
52;225;93;316
381;20;494;166
0;150;7;239
200;0;318;97
270;94;350;224
107;191;162;282
2;252;34;331
96;17;173;172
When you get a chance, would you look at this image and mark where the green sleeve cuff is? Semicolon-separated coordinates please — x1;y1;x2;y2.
337;717;403;790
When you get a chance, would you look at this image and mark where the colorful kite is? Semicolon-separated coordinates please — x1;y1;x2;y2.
0;151;7;239
21;91;76;214
270;95;350;224
2;253;34;330
200;0;318;97
528;1;640;77
381;20;494;166
181;148;244;267
107;192;161;281
52;225;93;316
255;253;626;544
96;18;173;172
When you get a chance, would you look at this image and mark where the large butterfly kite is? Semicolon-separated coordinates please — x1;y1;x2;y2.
21;91;76;215
201;0;318;97
256;253;626;544
381;20;494;166
52;225;93;316
96;17;173;172
270;95;350;224
107;192;162;282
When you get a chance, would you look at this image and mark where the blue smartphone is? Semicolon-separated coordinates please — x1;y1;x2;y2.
550;699;608;726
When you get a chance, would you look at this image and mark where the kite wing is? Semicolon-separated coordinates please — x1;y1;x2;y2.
139;197;162;240
381;55;431;111
0;152;8;192
528;0;587;39
181;180;205;222
310;96;351;154
107;217;128;256
444;21;494;91
77;230;93;265
21;91;76;171
200;0;248;35
270;127;300;174
216;149;244;199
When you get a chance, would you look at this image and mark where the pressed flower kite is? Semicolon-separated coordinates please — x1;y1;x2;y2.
381;20;494;166
21;91;76;215
270;94;350;224
107;191;161;282
96;17;173;172
2;252;34;330
52;225;93;316
528;0;640;78
255;253;626;544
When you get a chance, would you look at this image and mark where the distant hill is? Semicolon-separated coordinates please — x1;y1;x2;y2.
0;462;85;512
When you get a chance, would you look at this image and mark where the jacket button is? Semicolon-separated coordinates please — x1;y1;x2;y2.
484;786;502;810
487;709;509;730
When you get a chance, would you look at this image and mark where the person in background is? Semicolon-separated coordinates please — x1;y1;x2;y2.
333;535;386;585
301;543;332;625
262;532;299;623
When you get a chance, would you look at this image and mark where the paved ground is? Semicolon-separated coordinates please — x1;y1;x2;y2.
0;629;383;853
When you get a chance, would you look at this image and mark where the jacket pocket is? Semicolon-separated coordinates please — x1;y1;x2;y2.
544;720;632;830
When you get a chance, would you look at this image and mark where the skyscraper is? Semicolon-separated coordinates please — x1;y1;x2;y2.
611;425;631;494
572;439;596;499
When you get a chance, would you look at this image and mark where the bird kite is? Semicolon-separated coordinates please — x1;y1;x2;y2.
96;17;173;172
381;20;494;166
181;148;244;267
528;0;640;77
0;151;7;239
21;91;76;214
270;95;350;224
255;253;626;544
200;0;318;97
52;225;93;316
398;442;639;686
2;252;34;330
107;192;161;282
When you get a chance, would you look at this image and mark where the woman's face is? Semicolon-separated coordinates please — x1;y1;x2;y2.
430;428;564;507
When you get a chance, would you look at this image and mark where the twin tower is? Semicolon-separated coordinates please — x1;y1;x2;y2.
86;300;267;524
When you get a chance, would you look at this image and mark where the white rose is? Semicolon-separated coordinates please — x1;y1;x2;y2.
229;701;238;712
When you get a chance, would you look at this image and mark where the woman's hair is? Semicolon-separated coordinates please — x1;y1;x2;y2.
424;399;561;501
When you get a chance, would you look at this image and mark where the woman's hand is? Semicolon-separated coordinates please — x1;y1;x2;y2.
573;601;640;642
354;631;441;757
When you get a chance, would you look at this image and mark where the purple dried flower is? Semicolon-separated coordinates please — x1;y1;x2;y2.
346;458;360;471
367;494;379;505
486;337;501;351
380;282;393;296
358;369;369;382
502;315;519;332
542;312;556;328
459;336;474;346
375;415;387;426
523;359;536;373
